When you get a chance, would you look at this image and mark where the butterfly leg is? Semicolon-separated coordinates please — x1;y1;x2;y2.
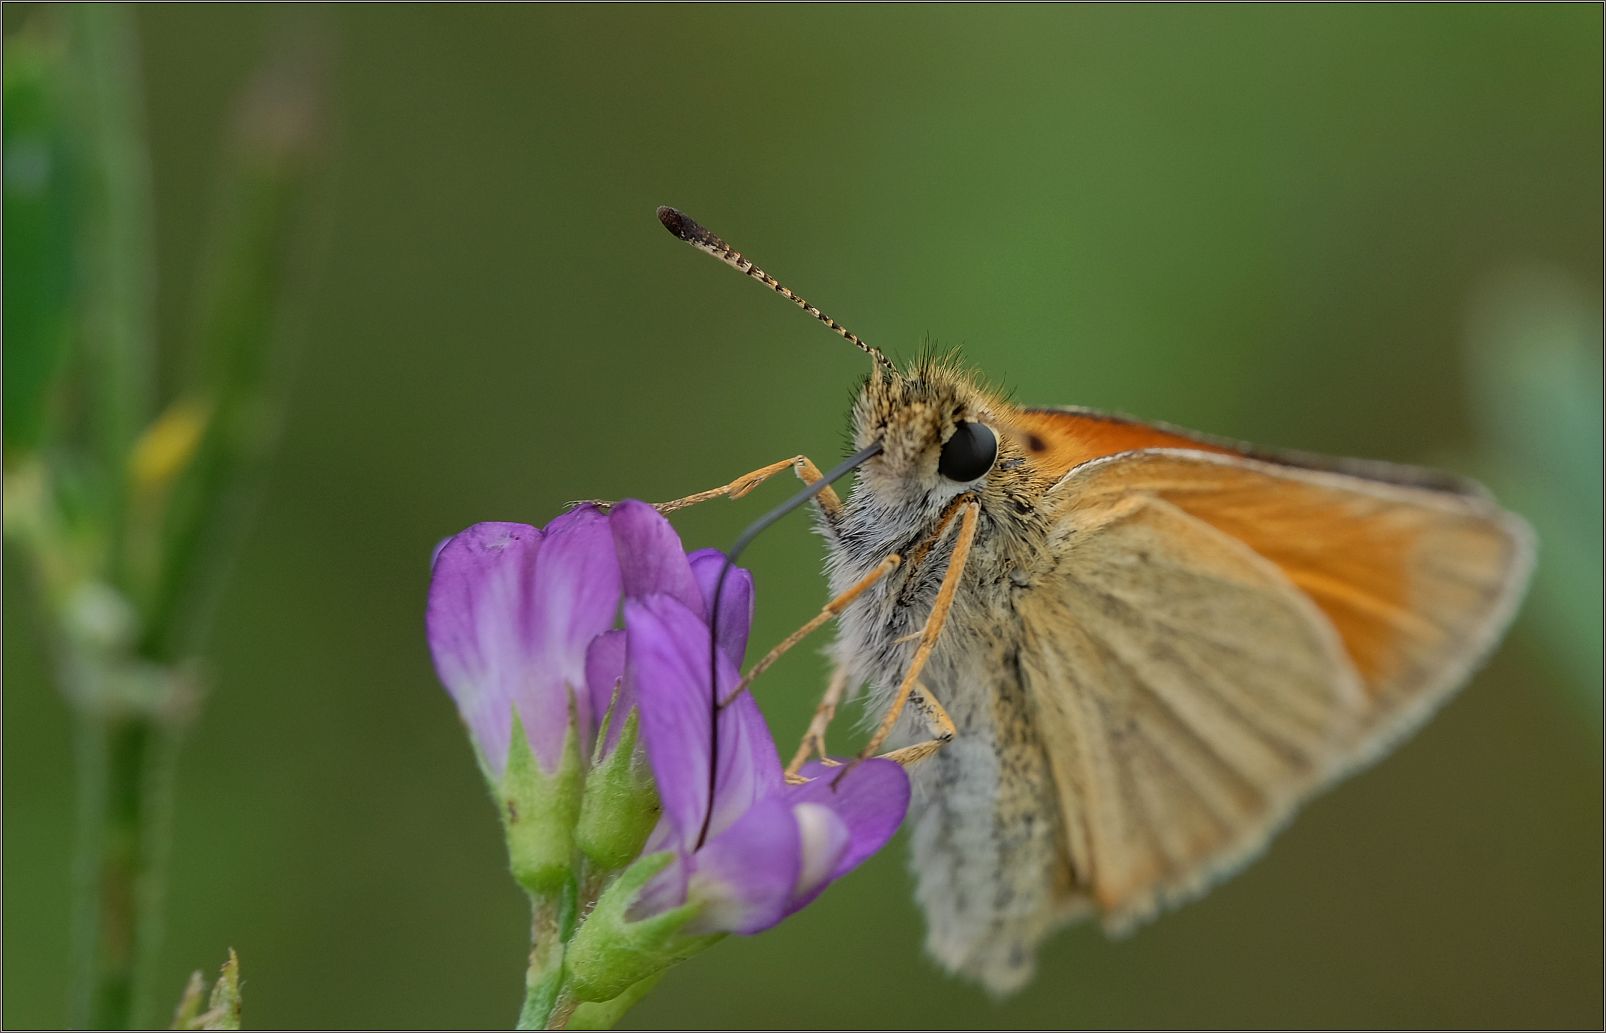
790;501;971;773
576;455;845;523
723;552;902;708
784;664;854;782
873;682;957;768
786;677;955;782
858;497;980;760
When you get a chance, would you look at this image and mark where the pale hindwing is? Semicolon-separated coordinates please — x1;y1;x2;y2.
1021;488;1368;927
1024;449;1532;928
1059;450;1534;755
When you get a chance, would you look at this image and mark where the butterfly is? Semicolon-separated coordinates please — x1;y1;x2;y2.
642;206;1533;994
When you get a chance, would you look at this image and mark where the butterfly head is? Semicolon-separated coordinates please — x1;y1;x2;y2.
851;357;1019;511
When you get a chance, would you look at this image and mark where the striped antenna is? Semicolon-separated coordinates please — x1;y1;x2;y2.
657;206;897;374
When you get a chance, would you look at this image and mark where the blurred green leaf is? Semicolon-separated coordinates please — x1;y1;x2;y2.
1465;268;1604;713
2;23;78;458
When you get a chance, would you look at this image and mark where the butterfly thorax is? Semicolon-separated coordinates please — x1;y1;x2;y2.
825;357;1059;720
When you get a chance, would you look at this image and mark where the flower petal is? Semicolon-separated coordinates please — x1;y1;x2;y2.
625;595;718;852
425;522;552;775
608;501;703;613
526;505;622;759
584;629;627;756
789;801;851;906
625;595;782;852
788;759;910;885
688;548;754;665
685;795;801;934
709;690;782;841
628;852;691;924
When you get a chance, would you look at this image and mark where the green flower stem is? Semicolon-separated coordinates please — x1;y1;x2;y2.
71;686;181;1029
54;9;165;1022
517;881;579;1031
516;896;564;1030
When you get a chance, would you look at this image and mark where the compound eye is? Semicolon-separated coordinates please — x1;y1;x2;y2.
937;421;997;483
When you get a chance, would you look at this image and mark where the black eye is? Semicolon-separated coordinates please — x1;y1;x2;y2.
937;421;997;483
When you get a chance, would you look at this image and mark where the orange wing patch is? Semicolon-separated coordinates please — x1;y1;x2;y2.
1136;464;1429;689
1056;450;1530;725
1005;407;1236;480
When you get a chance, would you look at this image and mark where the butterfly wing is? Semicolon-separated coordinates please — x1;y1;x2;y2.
1009;404;1487;495
1019;446;1531;930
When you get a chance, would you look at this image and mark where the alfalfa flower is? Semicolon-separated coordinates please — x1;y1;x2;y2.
425;500;909;1025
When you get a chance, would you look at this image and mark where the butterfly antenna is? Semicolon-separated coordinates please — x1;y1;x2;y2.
657;206;897;375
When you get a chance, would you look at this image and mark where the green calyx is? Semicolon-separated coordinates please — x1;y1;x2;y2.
498;711;584;897
576;706;659;872
491;696;711;1027
564;852;722;1003
170;949;242;1030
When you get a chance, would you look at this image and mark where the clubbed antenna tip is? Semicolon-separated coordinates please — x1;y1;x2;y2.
654;205;896;373
657;205;708;244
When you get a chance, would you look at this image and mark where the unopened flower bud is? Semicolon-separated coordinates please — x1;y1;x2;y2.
576;705;659;871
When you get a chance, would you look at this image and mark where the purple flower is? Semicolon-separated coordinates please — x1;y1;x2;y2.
426;507;620;776
425;500;908;937
622;595;909;936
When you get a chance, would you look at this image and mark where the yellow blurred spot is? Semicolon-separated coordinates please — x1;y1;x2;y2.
129;397;212;496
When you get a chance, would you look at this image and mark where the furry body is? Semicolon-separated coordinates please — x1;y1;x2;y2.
820;360;1079;992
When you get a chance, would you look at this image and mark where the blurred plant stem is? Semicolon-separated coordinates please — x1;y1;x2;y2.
73;700;182;1028
2;5;323;1026
68;4;154;557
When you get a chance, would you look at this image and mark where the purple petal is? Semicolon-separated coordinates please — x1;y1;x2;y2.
425;522;556;776
608;501;702;613
788;759;910;883
629;852;691;923
526;505;622;760
787;801;851;910
625;595;782;852
625;595;719;853
584;630;627;755
685;795;801;934
708;690;782;841
688;548;754;665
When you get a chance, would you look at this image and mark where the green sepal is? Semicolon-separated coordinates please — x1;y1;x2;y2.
498;709;583;896
568;971;664;1030
564;852;723;1003
170;949;241;1030
202;950;242;1031
576;706;659;871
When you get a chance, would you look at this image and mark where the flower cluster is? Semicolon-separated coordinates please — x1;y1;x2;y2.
426;501;908;1024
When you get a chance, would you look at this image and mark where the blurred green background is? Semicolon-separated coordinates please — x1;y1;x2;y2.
4;4;1601;1028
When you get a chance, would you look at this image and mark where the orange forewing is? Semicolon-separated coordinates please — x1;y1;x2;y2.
1004;405;1480;496
1004;406;1238;476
